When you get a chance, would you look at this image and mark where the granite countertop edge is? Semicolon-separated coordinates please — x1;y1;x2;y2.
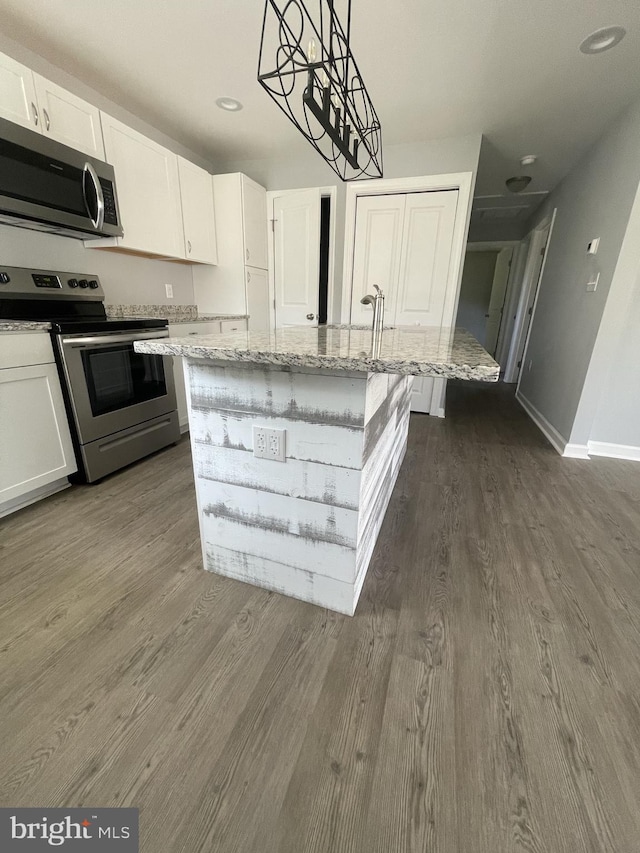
0;320;52;332
135;332;500;383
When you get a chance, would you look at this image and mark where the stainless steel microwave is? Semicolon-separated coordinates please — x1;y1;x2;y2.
0;116;123;240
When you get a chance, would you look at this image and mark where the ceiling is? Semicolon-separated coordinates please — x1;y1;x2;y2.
2;0;640;202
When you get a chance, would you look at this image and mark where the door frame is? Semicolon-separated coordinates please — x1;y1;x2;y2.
464;241;518;361
267;186;338;329
340;172;474;325
503;209;557;384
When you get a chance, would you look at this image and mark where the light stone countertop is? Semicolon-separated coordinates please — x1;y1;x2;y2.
135;325;499;381
169;314;249;324
0;320;51;332
105;304;247;324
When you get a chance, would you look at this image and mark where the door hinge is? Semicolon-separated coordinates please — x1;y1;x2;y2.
527;306;533;316
271;218;277;232
517;359;522;368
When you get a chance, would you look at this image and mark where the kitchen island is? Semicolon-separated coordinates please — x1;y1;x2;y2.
136;326;498;614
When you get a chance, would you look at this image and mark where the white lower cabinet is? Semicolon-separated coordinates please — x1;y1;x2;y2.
168;320;248;431
0;336;77;517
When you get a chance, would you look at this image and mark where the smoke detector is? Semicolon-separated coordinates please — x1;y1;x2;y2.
506;176;532;194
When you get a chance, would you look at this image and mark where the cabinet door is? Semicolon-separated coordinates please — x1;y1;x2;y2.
101;113;184;257
33;74;105;159
241;175;268;269
246;267;270;331
0;363;76;504
0;52;39;130
178;158;218;264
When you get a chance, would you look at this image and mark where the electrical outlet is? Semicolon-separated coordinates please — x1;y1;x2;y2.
252;426;286;462
165;283;174;299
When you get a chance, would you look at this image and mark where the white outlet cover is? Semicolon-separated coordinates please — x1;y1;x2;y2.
165;283;174;298
252;426;286;462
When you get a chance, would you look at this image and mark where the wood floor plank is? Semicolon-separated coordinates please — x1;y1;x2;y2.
0;385;639;853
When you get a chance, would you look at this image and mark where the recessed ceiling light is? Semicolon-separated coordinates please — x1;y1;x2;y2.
216;97;243;112
579;26;626;54
520;155;537;167
506;176;532;194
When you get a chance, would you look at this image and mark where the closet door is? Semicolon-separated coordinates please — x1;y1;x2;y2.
394;190;458;326
349;194;405;325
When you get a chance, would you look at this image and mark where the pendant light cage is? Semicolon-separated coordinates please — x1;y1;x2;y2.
257;0;383;181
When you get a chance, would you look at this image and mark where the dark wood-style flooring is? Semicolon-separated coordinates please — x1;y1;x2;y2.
1;381;639;852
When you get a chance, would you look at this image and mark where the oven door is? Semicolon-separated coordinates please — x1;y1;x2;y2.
57;329;177;444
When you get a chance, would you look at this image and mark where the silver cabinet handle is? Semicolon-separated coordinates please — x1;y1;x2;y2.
31;102;39;126
306;313;315;320
187;240;192;254
82;161;105;230
43;108;50;131
246;248;250;261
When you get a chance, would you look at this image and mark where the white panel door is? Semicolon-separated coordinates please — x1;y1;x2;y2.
0;363;76;504
349;194;405;325
33;74;105;159
101;113;184;257
394;190;458;326
246;266;271;331
0;53;38;130
273;188;321;327
178;158;218;264
242;175;268;269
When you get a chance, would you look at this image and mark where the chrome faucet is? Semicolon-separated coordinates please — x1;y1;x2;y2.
360;284;385;335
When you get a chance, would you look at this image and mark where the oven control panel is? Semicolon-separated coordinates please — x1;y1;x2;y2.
33;274;62;289
0;266;104;300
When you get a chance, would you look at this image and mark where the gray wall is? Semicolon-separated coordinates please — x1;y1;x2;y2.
208;133;482;320
0;224;195;306
590;260;640;447
518;95;640;444
456;251;498;346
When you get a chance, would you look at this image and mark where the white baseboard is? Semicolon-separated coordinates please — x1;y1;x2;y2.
0;478;71;519
516;390;589;458
516;390;566;455
563;443;591;459
588;441;640;461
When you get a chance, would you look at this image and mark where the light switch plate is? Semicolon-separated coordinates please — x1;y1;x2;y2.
165;283;173;298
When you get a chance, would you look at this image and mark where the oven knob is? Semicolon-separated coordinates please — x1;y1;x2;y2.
68;278;79;288
78;279;89;288
0;272;10;284
89;280;99;289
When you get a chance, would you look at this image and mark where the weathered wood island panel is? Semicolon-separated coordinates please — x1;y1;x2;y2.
187;360;412;614
136;325;498;614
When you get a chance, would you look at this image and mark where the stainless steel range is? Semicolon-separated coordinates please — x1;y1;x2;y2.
0;265;180;482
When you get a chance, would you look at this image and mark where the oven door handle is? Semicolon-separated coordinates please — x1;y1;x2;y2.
61;330;170;347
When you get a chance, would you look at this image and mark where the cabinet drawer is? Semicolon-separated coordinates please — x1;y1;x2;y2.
169;321;221;337
0;332;54;370
220;319;246;334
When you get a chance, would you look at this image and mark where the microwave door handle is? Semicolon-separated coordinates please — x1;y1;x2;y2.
82;162;105;230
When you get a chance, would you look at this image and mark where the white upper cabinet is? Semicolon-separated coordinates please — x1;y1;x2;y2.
33;74;105;159
177;157;218;265
98;113;184;258
0;53;39;130
241;175;268;270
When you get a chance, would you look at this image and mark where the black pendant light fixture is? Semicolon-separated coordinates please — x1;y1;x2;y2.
257;0;383;181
